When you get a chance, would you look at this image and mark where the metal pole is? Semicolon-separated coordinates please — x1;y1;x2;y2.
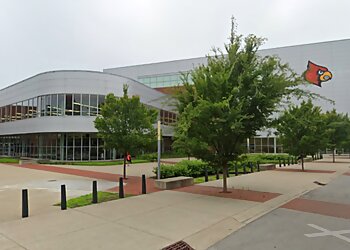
61;185;67;210
92;181;98;204
142;174;147;194
157;120;161;180
22;189;29;218
119;177;124;198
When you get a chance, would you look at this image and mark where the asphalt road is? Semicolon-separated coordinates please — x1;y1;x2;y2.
209;174;350;250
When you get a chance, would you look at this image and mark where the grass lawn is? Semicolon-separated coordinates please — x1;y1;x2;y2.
40;159;149;166
55;191;133;208
0;157;19;163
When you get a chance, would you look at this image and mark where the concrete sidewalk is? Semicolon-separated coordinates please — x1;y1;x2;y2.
0;158;349;250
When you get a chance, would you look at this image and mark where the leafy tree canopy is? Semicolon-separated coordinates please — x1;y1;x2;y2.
275;100;327;160
94;85;157;177
323;110;350;162
174;18;306;191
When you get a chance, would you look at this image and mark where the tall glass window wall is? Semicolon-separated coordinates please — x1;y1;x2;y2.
0;94;106;124
138;73;192;88
0;133;114;161
248;137;283;153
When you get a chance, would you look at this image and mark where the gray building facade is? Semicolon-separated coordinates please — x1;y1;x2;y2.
1;39;349;159
104;39;350;153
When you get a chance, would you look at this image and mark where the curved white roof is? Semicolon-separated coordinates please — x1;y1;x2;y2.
0;70;173;111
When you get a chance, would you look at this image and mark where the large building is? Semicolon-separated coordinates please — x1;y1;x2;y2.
1;39;349;159
104;39;350;153
0;71;175;160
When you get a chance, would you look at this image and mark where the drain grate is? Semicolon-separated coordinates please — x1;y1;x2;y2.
48;180;57;182
162;240;194;250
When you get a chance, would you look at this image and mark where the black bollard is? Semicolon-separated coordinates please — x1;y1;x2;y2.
249;162;254;173
61;185;67;210
243;163;247;174
216;169;220;180
257;161;260;172
279;158;281;167
92;181;98;204
283;159;286;167
235;164;238;176
22;189;29;218
204;167;209;182
119;177;124;198
227;168;230;178
288;157;290;166
142;174;147;194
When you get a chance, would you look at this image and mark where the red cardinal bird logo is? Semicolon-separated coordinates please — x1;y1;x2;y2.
304;61;332;87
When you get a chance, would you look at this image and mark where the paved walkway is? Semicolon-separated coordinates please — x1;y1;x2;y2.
14;163;160;195
0;157;349;249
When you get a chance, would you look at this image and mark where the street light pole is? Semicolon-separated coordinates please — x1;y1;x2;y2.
157;120;161;179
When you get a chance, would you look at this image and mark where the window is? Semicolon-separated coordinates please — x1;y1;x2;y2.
0;107;4;123
98;95;105;114
51;94;58;116
82;94;89;116
45;95;51;116
90;95;98;116
40;96;46;117
33;97;38;118
11;104;16;121
16;102;22;120
65;94;72;115
57;94;64;116
73;94;81;116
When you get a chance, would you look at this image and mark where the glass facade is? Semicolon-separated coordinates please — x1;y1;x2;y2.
0;133;115;161
0;93;106;123
0;92;177;161
138;73;192;88
248;137;283;153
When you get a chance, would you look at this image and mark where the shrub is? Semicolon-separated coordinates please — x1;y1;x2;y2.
154;164;190;179
137;153;158;162
153;159;216;178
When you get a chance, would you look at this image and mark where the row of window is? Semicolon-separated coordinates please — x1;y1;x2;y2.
0;133;114;161
138;73;192;88
0;94;178;127
160;109;177;125
0;94;106;123
248;137;283;153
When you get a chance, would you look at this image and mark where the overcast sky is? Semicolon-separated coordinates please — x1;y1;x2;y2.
1;0;350;89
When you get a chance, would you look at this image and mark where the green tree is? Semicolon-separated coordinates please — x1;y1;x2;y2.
324;110;350;162
174;19;305;192
341;121;350;158
94;85;157;178
275;100;327;170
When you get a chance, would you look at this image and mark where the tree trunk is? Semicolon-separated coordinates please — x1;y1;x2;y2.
301;156;304;171
333;149;335;163
123;152;127;179
222;164;228;193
